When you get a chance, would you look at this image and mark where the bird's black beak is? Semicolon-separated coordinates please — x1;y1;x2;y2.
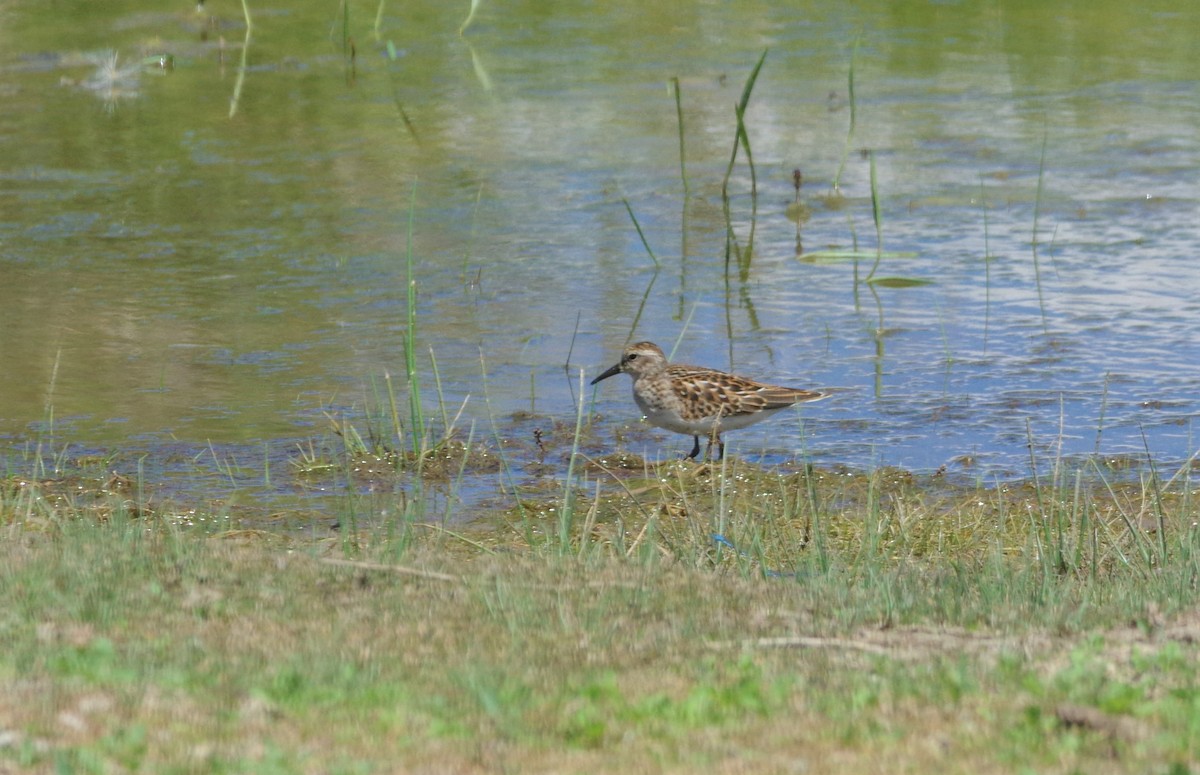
591;362;622;385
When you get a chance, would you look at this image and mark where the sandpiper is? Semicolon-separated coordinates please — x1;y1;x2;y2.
591;341;826;461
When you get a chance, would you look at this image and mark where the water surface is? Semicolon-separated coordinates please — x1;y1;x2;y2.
2;1;1199;510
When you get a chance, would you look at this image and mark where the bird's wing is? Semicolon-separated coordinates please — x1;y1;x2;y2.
666;368;766;417
758;385;826;409
667;366;824;417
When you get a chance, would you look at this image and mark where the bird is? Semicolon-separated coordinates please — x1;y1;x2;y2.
590;341;826;461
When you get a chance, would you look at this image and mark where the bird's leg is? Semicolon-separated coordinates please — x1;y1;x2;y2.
686;435;701;460
706;427;723;462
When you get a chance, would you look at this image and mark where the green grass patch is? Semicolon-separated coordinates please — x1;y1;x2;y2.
2;446;1200;771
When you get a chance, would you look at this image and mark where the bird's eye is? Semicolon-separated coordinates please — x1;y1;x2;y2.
626;353;638;361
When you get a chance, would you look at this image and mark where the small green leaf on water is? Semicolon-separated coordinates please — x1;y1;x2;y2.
796;250;918;263
386;40;397;60
866;276;933;288
142;53;174;70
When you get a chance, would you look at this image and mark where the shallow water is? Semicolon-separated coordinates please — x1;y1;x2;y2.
1;1;1199;511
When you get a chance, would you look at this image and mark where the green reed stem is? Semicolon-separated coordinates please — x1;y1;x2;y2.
565;310;581;377
1071;469;1085;573
403;181;425;456
620;200;661;345
668;302;698;361
730;67;762;204
623;271;658;348
384;370;404;455
1024;417;1045;506
428;346;450;443
459;0;481;35
736;50;768;132
1094;372;1110;453
449;419;476;507
734;106;757;201
228;0;253;118
1031;129;1049;333
671;76;689;197
373;0;386;39
865;149;882;282
832;34;861;193
1140;427;1168;560
1089;459;1150;571
461;183;484;279
42;346;61;440
720;48;768;202
622;198;659;268
720;49;767;271
979;174;992;353
559;368;589;551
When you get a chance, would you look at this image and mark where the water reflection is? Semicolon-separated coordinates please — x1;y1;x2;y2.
78;52;143;107
0;0;1197;493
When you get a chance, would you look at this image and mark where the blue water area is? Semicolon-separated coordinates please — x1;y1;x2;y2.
0;1;1198;513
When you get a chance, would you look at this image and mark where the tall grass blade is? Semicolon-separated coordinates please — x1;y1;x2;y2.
619;198;661;344
383;370;405;456
228;0;253;118
461;182;484;279
736;49;768;126
1094;372;1110;453
559;369;589;550
1089;459;1151;571
621;198;660;268
731;101;759;279
428;346;451;443
623;272;659;348
832;34;861;193
671;77;689;197
564;310;586;409
865;150;882;282
720;48;768;201
403;181;425;456
1140;426;1168;560
733;103;758;201
465;39;494;92
1031;128;1049;333
979;174;992;353
42;347;62;442
720;50;767;277
666;303;698;362
459;0;481;35
373;0;386;39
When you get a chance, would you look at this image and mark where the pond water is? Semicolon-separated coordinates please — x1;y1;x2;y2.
2;1;1199;514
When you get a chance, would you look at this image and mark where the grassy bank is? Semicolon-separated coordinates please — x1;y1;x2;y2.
1;453;1198;773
